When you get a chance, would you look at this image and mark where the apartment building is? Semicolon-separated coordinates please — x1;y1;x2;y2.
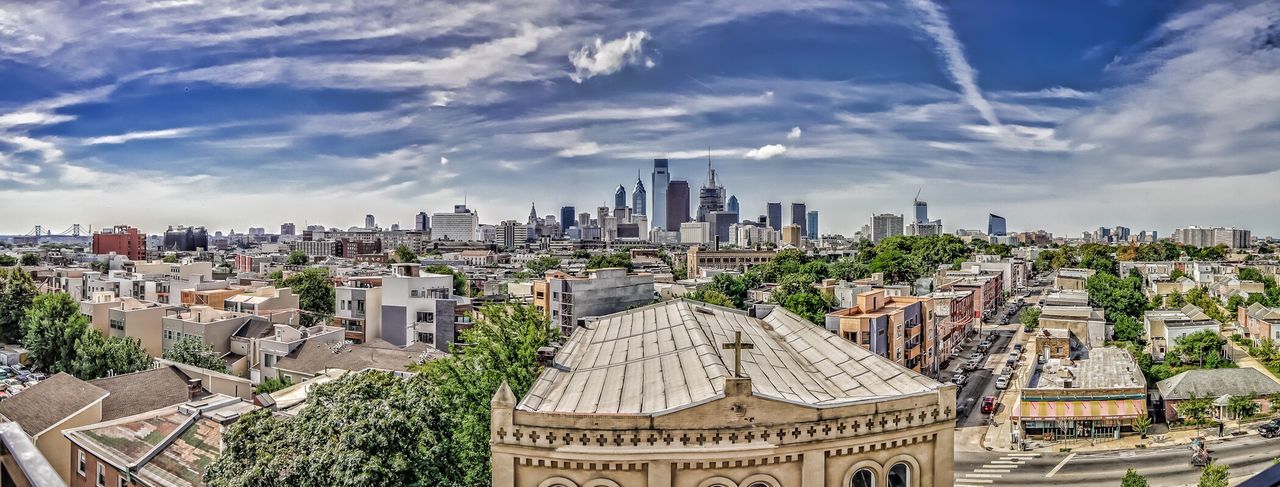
228;316;344;383
380;264;466;351
960;254;1030;292
1038;305;1107;348
1144;304;1221;362
1240;303;1280;342
533;268;656;336
825;289;930;373
937;270;1004;321
91;225;145;261
223;286;299;316
335;276;383;344
1054;268;1096;291
161;306;253;355
924;290;976;362
103;297;180;356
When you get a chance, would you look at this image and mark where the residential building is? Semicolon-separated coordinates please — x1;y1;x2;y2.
492;300;956;487
1054;267;1096;291
291;239;336;257
335;276;383;344
766;201;783;231
936;270;1004;321
730;223;779;248
92;225;145;260
924;290;976;364
1173;226;1251;248
684;247;777;277
872;213;904;243
1144;304;1221;362
959;255;1030;292
230;316;344;382
987;214;1006;236
0;373;108;482
806;210;818;240
651;159;669;231
380;263;467;351
1240;303;1280;342
790;202;807;236
161;306;252;356
432;205;479;241
825;289;930;373
104;297;180;356
533;268;655;336
665;179;691;231
1155;369;1280;422
459;249;496;266
1013;343;1145;443
223;286;299;317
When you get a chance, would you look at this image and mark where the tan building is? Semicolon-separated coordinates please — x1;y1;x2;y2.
0;374;107;482
685;247;777;278
1053;268;1095;291
491;299;956;487
1037;305;1106;348
781;224;802;247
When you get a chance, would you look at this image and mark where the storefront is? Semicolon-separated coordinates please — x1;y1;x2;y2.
1013;398;1146;442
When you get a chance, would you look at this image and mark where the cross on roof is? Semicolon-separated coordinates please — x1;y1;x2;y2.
722;331;755;378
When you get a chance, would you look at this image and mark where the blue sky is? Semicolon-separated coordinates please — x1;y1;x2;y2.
2;0;1279;237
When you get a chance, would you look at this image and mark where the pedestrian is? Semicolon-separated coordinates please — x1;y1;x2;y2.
1218;422;1224;437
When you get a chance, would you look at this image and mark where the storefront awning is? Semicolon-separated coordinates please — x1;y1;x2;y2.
1012;399;1145;421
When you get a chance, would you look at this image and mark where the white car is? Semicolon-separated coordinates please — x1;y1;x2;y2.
994;375;1010;389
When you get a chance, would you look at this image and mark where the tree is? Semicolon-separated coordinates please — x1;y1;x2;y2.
163;336;228;373
287;250;309;266
585;252;633;271
1121;468;1149;487
162;254;179;263
424;265;470;296
0;267;38;343
1113;315;1144;344
1227;394;1260;420
255;375;294;395
525;256;561;275
1087;273;1147;321
778;291;832;325
19;253;37;266
1167;290;1186;308
687;289;735;308
281;267;335;326
394;245;417;264
1177;393;1213;424
71;329;153;380
1239;267;1264;283
1198;462;1229;487
89;260;109;273
1171;330;1230;368
0;255;15;266
867;248;921;284
20;292;89;373
1020;307;1041;331
704;273;749;308
1131;415;1152;438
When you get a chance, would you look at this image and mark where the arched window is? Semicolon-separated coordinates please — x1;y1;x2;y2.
851;468;875;487
887;463;910;487
748;483;771;487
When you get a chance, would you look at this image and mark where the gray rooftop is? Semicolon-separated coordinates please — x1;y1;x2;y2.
518;299;940;415
1156;368;1280;400
1027;347;1144;391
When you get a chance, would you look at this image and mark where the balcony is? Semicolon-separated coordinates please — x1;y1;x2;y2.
410;288;451;299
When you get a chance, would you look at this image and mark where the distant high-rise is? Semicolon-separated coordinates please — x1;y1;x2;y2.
766;202;783;231
872;214;904;243
696;160;725;222
665;180;691;231
727;195;739;215
913;198;928;224
559;206;576;232
614;184;627;210
988;214;1007;236
632;173;647;216
578;212;591;229
790;202;807;237
415;212;429;232
806;211;819;240
708;211;738;247
280;222;296;236
433;205;479;241
365;214;375;229
1173;226;1250;248
651;159;669;231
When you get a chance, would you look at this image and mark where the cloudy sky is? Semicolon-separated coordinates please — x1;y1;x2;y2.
2;0;1279;237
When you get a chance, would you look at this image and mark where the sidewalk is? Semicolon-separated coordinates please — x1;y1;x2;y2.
1230;342;1280;385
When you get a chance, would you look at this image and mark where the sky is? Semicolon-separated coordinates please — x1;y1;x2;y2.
2;0;1279;238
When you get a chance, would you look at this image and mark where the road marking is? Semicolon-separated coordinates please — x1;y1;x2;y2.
965;473;1003;478
956;479;993;484
955;484;988;487
990;460;1024;465
1008;453;1040;457
1046;453;1076;478
973;469;1011;473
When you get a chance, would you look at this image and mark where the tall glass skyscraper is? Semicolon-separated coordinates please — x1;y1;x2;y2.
727;195;739;215
767;202;782;231
988;214;1007;236
559;206;576;232
790;202;807;237
665;180;690;231
651;159;669;230
614;184;627;210
806;211;818;240
632;173;647;216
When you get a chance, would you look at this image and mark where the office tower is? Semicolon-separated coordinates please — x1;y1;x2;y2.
666;180;691;231
496;220;528;249
727;195;739;215
696;160;725;222
559;206;576;232
578;212;591;229
163;225;209;251
280;222;296;236
415;212;429;232
614;184;627;210
766;202;783;231
432;205;479;241
365;214;375;229
1173;226;1250;248
988;214;1007;236
871;213;904;243
632;172;646;216
790;202;807;237
651;158;669;231
708;211;738;247
806;210;819;240
913;198;928;224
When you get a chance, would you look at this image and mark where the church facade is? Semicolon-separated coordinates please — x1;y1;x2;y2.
491;299;956;487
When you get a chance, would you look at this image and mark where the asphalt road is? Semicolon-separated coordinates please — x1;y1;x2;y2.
949;328;1015;427
955;434;1280;486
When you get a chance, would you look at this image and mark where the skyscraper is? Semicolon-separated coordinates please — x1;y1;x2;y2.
696;160;725;222
365;214;375;229
415;212;429;232
913;198;928;224
651;158;669;231
559;206;576;232
280;222;296;236
614;184;627;210
665;180;691;231
790;202;807;237
766;202;783;231
806;211;818;240
708;210;738;247
727;195;739;215
632;172;646;217
988;214;1007;236
872;214;904;243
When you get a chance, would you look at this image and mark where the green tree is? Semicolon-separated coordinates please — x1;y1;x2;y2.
423;265;470;296
163;336;228;373
1020;307;1041;331
704;273;749;308
89;260;109;273
1177;393;1213;424
255;375;294;395
827;258;867;282
1239;267;1264;282
1131;416;1152;438
19;253;38;266
162;254;178;263
585;252;633;271
0;255;15;266
1121;468;1149;487
867;248;921;284
1171;330;1229;368
687;289;735;308
1087;273;1147;321
0;267;38;343
71;330;153;380
1167;290;1186;308
1113;315;1144;343
1198;462;1229;487
281;267;335;326
525;256;561;275
394;245;417;264
287;250;309;265
1227;394;1259;419
20;292;89;373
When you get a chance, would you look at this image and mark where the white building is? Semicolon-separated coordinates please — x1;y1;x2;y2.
432;205;479;241
871;213;904;243
679;222;710;245
380;264;468;351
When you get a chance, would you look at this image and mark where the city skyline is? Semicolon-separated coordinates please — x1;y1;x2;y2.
2;1;1280;236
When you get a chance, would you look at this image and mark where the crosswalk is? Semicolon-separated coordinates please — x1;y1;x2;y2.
955;452;1040;486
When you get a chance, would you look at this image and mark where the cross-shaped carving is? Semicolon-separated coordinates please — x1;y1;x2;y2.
722;331;755;377
879;416;889;428
918;411;927;423
864;418;874;430
806;426;817;437
893;415;901;426
822;424;832;435
530;431;540;442
931;409;940;419
496;428;507;439
837;423;847;434
745;431;756;442
943;406;953;417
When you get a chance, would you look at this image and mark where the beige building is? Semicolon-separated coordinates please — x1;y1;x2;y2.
1053;268;1095;291
685;247;777;278
491;300;956;487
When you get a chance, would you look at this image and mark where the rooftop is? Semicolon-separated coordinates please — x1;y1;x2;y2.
274;338;443;376
518;299;941;416
88;366;206;422
1145;304;1219;328
0;373;108;436
1156;368;1280;400
1027;347;1144;391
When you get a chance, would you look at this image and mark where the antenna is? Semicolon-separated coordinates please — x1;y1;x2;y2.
915;187;922;203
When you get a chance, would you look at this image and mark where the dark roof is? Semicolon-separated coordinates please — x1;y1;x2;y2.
1156;368;1280;400
88;367;203;421
274;339;442;376
0;373;107;436
232;315;275;339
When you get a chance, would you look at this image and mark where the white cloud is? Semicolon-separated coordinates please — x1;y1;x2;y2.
557;142;602;157
786;126;802;140
569;30;651;82
81;127;197;145
744;144;787;160
440;156;449;165
0;112;76;129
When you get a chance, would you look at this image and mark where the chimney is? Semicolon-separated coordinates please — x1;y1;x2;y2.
187;378;204;400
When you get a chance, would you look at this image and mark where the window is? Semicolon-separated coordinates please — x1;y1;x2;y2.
356;300;365;312
118;472;128;487
888;463;910;487
77;450;85;476
97;463;105;487
109;319;125;331
851;468;874;487
264;354;277;368
416;311;434;323
417;332;435;345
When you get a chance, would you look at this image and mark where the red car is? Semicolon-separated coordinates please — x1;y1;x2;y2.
980;396;996;414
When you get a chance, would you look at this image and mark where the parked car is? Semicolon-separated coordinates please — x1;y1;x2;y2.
995;375;1010;390
1013;343;1023;353
964;359;982;371
981;396;996;414
951;374;967;386
1259;419;1280;438
969;351;984;361
1000;366;1014;377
